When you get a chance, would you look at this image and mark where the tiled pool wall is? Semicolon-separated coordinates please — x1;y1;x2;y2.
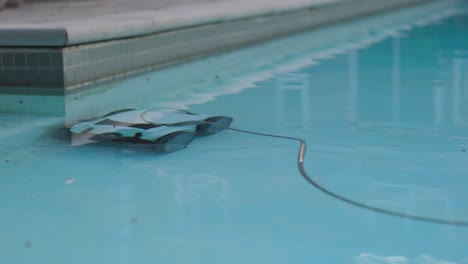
1;0;430;92
0;49;64;89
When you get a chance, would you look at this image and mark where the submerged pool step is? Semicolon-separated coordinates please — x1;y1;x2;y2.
0;0;431;93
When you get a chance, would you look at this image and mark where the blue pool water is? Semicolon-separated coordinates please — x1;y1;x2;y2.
1;4;468;264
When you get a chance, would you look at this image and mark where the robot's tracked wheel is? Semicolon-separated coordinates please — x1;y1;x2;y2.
196;116;233;135
153;131;195;153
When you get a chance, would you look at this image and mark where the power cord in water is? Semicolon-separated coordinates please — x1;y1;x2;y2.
221;125;468;227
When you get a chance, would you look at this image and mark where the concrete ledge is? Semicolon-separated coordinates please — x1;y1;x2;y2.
64;0;419;46
1;0;342;47
0;28;67;47
0;0;448;90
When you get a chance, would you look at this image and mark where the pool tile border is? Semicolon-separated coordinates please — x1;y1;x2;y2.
0;49;64;88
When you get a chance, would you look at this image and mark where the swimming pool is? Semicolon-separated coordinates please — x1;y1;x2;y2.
1;3;468;264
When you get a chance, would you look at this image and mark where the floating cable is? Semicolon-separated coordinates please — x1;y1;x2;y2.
222;125;468;227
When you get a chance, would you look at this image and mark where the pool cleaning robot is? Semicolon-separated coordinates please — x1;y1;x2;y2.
69;109;233;153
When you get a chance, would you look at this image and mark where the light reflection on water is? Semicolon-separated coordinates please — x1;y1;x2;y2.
1;3;468;264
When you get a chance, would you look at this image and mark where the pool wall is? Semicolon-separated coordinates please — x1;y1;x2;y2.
0;0;434;92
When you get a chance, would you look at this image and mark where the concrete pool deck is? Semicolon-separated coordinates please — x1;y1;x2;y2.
0;0;432;92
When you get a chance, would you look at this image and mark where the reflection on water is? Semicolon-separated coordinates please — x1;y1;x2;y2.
275;73;310;124
453;56;468;125
346;36;468;129
354;253;459;264
264;14;468;224
268;17;468;133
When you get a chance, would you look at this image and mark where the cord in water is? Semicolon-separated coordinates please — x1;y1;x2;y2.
223;125;468;227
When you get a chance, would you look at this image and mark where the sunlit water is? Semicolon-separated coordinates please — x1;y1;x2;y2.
1;5;468;264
